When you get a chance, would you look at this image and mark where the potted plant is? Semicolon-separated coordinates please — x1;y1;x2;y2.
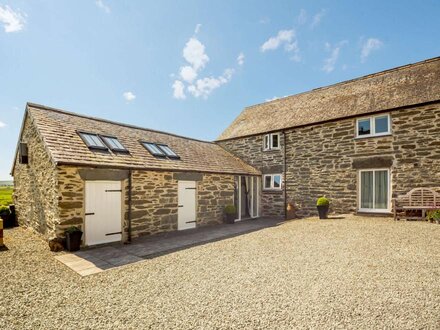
0;206;10;222
316;197;330;219
224;205;237;224
65;226;83;252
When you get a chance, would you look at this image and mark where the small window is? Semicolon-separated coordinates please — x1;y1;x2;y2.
78;132;108;150
101;136;128;152
263;174;282;190
356;114;390;138
157;144;180;159
142;142;166;157
263;133;281;150
19;142;28;164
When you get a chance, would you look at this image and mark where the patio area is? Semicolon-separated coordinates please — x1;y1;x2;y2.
56;217;282;276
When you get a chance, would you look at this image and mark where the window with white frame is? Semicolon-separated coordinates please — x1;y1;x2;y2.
359;169;390;212
356;114;391;138
263;133;280;150
263;174;282;190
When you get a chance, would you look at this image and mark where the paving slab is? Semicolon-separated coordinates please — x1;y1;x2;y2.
55;217;282;276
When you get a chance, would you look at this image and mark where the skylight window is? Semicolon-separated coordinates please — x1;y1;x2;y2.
157;144;180;159
142;142;166;157
78;132;108;150
101;136;128;152
141;142;180;159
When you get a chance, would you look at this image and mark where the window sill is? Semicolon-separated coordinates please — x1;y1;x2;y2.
262;148;281;152
354;133;392;140
263;189;283;194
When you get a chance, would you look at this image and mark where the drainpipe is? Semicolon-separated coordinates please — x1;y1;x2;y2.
127;169;133;243
283;130;287;220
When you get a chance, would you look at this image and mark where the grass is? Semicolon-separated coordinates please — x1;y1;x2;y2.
0;187;13;206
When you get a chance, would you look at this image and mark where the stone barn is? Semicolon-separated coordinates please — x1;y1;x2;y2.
12;104;260;246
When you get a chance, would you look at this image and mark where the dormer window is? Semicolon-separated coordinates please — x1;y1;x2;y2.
263;133;280;151
356;114;391;138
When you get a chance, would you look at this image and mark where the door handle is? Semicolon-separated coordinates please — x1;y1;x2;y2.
85;212;95;216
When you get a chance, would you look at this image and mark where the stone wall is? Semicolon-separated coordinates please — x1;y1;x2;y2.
218;103;440;218
13;114;59;238
217;134;285;218
54;168;236;241
197;174;235;225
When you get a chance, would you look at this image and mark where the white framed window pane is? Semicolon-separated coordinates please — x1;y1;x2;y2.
264;135;270;149
273;175;281;188
358;119;371;136
375;116;389;134
374;170;388;209
264;176;271;189
272;134;279;148
360;171;374;209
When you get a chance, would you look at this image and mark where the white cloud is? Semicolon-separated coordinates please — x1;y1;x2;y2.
183;37;209;71
0;5;26;33
123;92;136;102
361;38;383;62
95;0;110;14
260;29;300;62
322;41;347;73
179;65;197;83
297;9;307;25
261;30;295;52
172;27;236;100
194;23;202;34
311;9;326;29
0;121;5;128
172;80;186;99
237;52;245;66
259;17;270;24
188;69;234;99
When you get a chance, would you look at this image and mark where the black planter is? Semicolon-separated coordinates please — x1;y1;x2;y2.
317;205;329;219
65;231;83;251
224;213;236;224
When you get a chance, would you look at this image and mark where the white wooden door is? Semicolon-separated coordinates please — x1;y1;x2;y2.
85;181;122;246
178;181;196;230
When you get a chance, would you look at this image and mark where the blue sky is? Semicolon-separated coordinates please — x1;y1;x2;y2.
0;0;439;180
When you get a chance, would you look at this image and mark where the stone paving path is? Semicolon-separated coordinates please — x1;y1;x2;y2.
55;217;282;276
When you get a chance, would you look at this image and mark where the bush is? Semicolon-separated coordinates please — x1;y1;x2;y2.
427;210;440;221
316;197;330;206
0;205;10;217
224;205;237;215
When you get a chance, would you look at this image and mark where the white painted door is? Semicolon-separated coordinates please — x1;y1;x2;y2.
178;181;197;230
85;181;122;246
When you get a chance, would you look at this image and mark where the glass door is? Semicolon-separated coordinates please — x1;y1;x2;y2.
359;169;390;212
235;176;260;221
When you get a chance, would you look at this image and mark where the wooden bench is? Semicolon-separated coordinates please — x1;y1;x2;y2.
393;188;440;221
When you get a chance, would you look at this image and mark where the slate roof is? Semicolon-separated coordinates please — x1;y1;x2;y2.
217;56;440;141
20;103;260;175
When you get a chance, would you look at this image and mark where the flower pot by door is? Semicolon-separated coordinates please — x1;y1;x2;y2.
66;231;83;251
224;213;236;224
317;205;329;219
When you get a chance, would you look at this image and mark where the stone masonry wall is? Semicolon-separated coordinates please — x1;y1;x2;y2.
218;134;285;218
56;168;237;241
218;103;440;218
197;174;235;225
13;114;59;238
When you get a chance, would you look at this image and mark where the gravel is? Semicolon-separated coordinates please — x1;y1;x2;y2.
1;215;439;329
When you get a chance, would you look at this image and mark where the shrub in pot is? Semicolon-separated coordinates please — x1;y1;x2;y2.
224;205;237;224
65;226;83;252
316;197;330;219
0;206;10;224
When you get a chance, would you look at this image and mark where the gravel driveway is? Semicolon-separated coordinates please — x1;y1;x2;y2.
1;215;439;329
